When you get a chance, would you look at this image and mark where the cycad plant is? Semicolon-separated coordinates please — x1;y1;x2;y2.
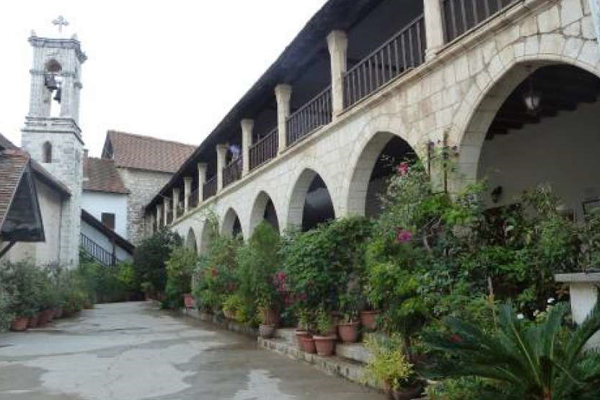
424;301;600;400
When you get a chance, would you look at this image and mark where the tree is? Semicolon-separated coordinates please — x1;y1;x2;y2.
424;302;600;400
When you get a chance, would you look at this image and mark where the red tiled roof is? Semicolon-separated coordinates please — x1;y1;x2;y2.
0;149;30;230
104;131;196;173
83;157;129;195
0;133;70;197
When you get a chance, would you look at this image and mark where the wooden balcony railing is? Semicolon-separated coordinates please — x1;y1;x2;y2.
223;157;243;188
190;190;199;209
442;0;519;42
203;176;217;200
344;15;426;109
250;127;278;171
286;86;332;147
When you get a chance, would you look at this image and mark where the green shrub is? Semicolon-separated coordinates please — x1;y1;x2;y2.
133;229;182;298
363;335;417;391
164;247;198;309
0;285;13;331
236;222;282;320
0;261;43;318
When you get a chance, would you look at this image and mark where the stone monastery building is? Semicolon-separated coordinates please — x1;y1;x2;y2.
143;0;600;252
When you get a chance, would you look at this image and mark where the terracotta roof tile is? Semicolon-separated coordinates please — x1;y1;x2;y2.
0;149;30;229
105;131;196;173
83;157;129;195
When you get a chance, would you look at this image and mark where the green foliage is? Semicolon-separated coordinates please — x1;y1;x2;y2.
236;222;282;319
281;216;373;313
0;281;14;330
163;246;198;309
133;229;182;297
424;302;600;400
193;213;241;313
426;378;490;400
363;335;416;391
0;261;43;317
78;251;135;303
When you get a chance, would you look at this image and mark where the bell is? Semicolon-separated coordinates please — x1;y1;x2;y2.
45;74;59;91
53;88;62;104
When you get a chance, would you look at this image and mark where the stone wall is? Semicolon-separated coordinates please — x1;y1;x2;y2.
118;168;173;244
163;0;599;252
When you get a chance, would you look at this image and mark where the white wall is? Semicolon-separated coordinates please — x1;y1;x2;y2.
82;191;128;238
479;101;600;218
5;178;63;266
80;220;132;262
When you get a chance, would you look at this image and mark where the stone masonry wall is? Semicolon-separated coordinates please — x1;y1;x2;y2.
118;168;173;245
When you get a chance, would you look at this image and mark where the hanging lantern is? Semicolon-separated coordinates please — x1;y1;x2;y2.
523;69;541;115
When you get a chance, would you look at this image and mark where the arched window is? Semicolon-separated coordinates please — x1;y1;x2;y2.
43;142;52;163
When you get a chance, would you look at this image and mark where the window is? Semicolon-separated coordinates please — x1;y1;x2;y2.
42;142;52;163
101;213;116;231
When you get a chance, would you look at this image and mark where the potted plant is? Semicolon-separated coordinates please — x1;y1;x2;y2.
363;335;422;400
222;294;243;320
10;316;29;332
313;307;337;356
257;308;276;339
338;292;361;343
27;312;40;328
1;261;41;332
183;293;195;310
295;309;312;351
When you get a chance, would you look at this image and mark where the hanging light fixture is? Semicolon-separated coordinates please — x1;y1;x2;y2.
523;67;541;115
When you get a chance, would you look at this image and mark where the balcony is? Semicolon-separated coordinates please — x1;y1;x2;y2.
344;15;425;109
442;0;519;43
223;157;243;188
203;175;217;201
250;127;278;171
286;86;332;147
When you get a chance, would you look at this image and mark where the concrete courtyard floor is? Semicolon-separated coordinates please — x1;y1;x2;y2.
0;302;383;400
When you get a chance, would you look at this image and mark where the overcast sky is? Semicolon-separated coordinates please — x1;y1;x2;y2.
0;0;327;156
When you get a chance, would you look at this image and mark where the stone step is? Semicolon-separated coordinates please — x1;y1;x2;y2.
274;328;298;345
258;336;381;391
336;342;373;364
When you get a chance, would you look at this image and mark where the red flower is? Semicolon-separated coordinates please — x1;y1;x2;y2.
396;229;413;244
396;162;410;176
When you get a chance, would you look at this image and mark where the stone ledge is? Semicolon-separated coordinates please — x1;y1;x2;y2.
180;309;258;339
555;272;600;283
258;336;380;390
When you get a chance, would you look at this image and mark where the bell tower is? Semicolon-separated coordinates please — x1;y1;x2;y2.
21;16;87;267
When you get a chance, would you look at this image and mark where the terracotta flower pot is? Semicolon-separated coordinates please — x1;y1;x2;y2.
299;335;317;354
54;307;64;319
10;317;29;332
259;324;275;339
295;330;310;350
183;294;195;309
47;309;56;322
360;310;380;331
337;321;361;343
28;313;40;328
313;335;336;356
38;309;54;326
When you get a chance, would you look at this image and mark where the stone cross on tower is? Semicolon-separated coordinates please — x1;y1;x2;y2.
52;16;69;33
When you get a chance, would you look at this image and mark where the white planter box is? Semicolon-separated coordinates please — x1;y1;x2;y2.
555;273;600;349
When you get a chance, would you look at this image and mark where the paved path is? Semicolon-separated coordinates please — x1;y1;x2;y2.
0;302;382;400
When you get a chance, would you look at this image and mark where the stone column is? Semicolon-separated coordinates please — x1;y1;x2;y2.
198;163;207;204
173;188;181;220
327;30;348;118
424;0;445;61
163;199;169;225
184;177;193;213
275;84;292;154
241;119;254;175
216;144;228;192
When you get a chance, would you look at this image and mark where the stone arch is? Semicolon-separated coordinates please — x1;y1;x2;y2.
287;168;336;231
344;131;418;217
221;207;244;239
453;53;600;191
42;141;52;163
249;190;280;236
185;228;198;254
